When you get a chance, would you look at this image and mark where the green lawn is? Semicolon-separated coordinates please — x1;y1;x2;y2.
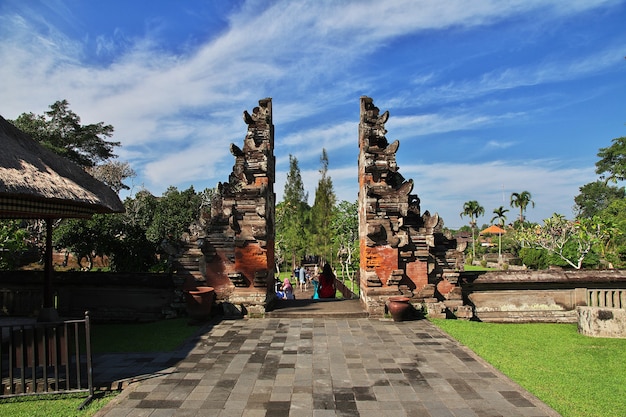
0;393;116;417
463;264;499;271
90;317;202;353
431;319;626;417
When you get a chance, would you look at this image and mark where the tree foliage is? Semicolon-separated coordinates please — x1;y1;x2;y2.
276;155;311;270
460;200;484;260
50;186;210;272
12;100;120;168
310;149;336;265
574;180;625;219
146;186;203;245
331;200;359;281
87;161;136;193
593;198;626;268
490;206;509;259
0;220;29;269
510;191;534;224
518;247;549;270
516;213;609;269
596;136;626;184
491;206;509;227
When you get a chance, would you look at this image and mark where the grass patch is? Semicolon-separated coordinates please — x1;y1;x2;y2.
463;264;498;271
431;319;626;417
91;318;202;353
0;392;117;417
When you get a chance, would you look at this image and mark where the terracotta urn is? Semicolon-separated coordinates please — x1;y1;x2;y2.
184;286;215;321
387;296;411;322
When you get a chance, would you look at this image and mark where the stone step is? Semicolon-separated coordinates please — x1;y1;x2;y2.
266;299;368;319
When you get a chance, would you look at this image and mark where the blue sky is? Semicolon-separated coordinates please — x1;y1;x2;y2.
1;0;624;229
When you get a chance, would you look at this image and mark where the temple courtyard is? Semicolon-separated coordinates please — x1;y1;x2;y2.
93;316;560;417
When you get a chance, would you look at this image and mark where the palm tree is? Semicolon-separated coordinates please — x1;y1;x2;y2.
460;200;485;260
490;206;509;261
510;191;535;225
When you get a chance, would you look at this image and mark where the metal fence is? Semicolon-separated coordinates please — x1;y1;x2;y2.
0;312;93;405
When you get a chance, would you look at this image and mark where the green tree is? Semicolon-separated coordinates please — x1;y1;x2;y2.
517;213;606;269
11;99;120;168
124;189;159;231
53;214;118;270
87;161;136;193
53;211;158;272
52;186;209;272
310;149;336;265
574;180;625;219
510;191;535;225
596;136;626;184
518;247;549;270
146;186;203;245
491;206;509;227
277;155;310;270
490;206;509;261
0;220;29;269
595;199;626;268
331;200;359;281
10;101;133;268
460;200;484;261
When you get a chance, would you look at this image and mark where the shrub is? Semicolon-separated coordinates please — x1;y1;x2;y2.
519;247;549;270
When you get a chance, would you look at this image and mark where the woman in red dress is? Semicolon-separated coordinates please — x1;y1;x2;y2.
317;263;336;299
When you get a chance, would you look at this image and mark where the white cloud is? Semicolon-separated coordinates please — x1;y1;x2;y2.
400;159;596;228
0;0;619;222
276;157;596;230
386;111;524;140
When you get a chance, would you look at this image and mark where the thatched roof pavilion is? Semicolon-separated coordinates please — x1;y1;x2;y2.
0;115;124;218
0;114;124;320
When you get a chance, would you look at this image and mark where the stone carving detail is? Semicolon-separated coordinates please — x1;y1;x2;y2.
205;98;275;290
358;96;464;294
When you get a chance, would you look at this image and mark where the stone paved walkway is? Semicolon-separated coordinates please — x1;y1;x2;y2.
94;318;561;417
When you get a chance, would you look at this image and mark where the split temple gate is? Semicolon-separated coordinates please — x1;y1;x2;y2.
357;96;466;317
185;96;466;317
198;98;276;316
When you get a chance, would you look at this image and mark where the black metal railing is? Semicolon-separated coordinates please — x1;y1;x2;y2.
0;312;93;405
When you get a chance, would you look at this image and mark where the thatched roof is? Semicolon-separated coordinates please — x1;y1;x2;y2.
0;115;125;218
480;224;506;235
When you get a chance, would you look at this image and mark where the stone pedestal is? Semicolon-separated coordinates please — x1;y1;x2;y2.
577;306;626;338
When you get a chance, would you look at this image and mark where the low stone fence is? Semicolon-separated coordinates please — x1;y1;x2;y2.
462;270;626;323
0;271;183;322
586;289;625;308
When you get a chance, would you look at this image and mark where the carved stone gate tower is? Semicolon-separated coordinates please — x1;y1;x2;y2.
357;96;466;317
201;98;275;315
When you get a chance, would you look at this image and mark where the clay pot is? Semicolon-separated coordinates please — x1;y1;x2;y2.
387;296;411;322
184;286;215;321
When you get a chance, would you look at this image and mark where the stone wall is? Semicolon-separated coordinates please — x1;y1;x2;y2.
463;270;626;323
357;97;465;317
0;271;178;322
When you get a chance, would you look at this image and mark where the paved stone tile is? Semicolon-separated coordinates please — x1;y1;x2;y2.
93;318;562;417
